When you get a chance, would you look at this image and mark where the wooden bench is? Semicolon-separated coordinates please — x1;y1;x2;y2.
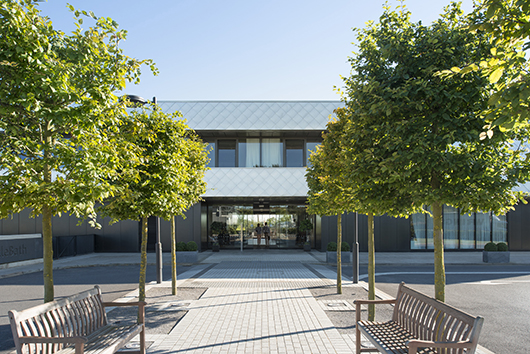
354;282;484;354
9;285;146;354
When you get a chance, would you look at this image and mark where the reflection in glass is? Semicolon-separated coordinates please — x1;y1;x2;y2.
238;138;260;167
476;213;491;249
411;213;426;249
208;203;312;249
286;139;304;167
427;208;434;249
306;141;320;167
492;214;507;243
262;138;283;167
205;141;215;168
443;205;458;249
460;213;475;249
218;139;236;167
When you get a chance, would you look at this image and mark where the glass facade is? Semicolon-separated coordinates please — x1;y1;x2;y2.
410;208;507;250
206;138;320;167
208;203;314;249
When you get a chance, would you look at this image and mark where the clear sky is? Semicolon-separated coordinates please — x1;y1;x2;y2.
37;0;474;101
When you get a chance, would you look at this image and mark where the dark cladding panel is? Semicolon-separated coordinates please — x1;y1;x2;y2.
119;219;140;252
19;209;38;235
52;214;69;237
2;213;19;235
508;201;530;250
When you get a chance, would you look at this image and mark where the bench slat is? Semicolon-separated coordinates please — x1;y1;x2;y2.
356;282;483;354
10;286;145;354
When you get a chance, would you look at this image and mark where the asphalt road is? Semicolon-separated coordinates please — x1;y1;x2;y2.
0;264;195;353
339;264;530;354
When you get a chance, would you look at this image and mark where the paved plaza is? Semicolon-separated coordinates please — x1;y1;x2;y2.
4;249;524;353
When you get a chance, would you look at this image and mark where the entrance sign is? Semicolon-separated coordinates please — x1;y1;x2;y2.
0;234;43;264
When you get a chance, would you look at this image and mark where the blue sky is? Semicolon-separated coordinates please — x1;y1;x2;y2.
37;0;474;101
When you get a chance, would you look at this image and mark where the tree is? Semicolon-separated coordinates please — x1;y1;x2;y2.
340;2;529;302
0;0;155;302
100;103;208;302
442;0;530;136
306;116;349;294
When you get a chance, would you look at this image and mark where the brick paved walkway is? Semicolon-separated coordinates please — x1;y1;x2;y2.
146;261;357;353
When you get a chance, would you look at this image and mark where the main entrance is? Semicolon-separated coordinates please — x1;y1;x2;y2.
208;203;314;249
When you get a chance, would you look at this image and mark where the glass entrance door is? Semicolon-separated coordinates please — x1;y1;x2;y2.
208;204;313;249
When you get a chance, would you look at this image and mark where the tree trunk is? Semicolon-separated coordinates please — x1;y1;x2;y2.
42;204;54;303
368;212;375;320
139;217;148;303
171;216;177;295
432;202;445;302
43;132;54;303
337;213;342;294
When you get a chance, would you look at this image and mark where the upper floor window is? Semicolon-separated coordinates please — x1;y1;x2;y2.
207;138;320;168
218;139;236;167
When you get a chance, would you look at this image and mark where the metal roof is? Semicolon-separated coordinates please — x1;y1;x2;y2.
157;101;341;131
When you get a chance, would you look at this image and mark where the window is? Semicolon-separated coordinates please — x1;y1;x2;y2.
410;208;506;250
261;139;283;167
285;139;304;167
218;140;236;167
306;141;320;166
205;141;215;168
207;138;321;167
238;139;260;167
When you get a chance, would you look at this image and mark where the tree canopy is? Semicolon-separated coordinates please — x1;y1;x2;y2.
100;103;208;302
0;0;156;302
339;2;529;301
442;0;530;136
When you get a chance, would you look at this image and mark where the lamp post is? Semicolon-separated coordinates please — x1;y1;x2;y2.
125;95;163;284
352;212;359;284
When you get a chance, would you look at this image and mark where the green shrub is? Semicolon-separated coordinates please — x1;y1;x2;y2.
176;242;187;252
186;241;198;251
341;242;350;252
496;242;509;252
484;242;497;252
327;242;337;251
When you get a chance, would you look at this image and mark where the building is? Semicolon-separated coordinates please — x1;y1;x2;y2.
1;101;529;261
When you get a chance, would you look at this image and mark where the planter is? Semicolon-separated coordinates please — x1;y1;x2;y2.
176;251;198;263
303;243;311;252
326;251;351;264
483;251;510;263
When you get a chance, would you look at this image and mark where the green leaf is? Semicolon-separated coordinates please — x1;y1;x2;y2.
489;67;504;84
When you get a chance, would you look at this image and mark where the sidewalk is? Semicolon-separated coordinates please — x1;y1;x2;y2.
3;250;524;353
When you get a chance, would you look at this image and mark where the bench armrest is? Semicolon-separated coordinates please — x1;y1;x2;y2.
407;339;474;354
355;299;396;322
354;299;396;305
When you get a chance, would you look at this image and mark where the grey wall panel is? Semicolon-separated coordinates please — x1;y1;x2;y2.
176;208;196;245
52;214;69;237
19;209;38;234
119;219;140;252
68;213;88;237
508;201;530;250
192;204;202;250
2;213;19;235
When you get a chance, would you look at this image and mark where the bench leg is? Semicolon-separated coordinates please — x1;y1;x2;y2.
356;303;361;354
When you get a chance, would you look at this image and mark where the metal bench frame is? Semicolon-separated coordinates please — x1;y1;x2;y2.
9;285;146;354
355;282;483;354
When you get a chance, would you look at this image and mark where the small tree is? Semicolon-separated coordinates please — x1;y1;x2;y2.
306;116;349;294
100;103;208;301
0;0;155;302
